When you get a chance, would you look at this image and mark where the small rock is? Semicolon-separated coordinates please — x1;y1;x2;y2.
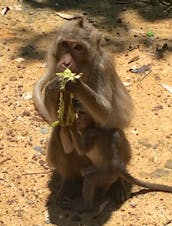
130;202;137;208
15;57;25;63
151;168;169;178
152;105;163;111
21;131;29;136
164;160;172;170
9;76;18;81
123;82;131;87
22;110;31;117
26;199;33;205
22;92;32;100
152;144;158;149
40;127;49;135
33;146;43;153
45;210;50;224
154;75;161;80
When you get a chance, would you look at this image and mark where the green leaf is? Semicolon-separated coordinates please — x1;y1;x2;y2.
146;30;154;37
52;69;83;127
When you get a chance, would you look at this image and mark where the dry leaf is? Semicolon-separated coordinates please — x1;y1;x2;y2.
161;84;172;94
56;12;81;20
1;7;10;16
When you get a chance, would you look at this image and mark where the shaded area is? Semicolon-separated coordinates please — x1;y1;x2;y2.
23;0;172;21
46;171;133;226
2;0;171;61
46;171;167;226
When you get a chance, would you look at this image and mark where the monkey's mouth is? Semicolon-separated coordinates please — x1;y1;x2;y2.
57;67;78;74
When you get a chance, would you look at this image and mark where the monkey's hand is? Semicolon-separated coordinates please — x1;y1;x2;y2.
81;165;97;176
45;76;63;92
65;78;82;93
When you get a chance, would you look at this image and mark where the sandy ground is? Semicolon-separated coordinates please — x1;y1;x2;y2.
0;1;172;226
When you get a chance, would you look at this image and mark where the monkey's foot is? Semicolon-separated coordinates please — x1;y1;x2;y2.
58;179;82;209
61;197;92;213
109;178;132;205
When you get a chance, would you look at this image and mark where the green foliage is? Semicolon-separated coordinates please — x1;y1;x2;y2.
52;69;82;127
146;30;154;37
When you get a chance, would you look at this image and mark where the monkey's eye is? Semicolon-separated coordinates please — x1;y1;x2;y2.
74;44;83;51
61;41;69;48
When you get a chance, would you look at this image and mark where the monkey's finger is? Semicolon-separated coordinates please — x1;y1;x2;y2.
60;197;72;209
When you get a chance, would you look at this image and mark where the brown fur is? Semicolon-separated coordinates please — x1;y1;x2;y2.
32;18;133;205
70;126;172;211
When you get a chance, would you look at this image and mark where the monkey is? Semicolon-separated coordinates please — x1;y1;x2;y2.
33;17;133;127
32;17;133;206
69;126;172;212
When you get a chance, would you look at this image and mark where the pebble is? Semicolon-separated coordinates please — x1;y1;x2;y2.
164;160;172;170
22;92;32;100
152;144;158;149
151;168;169;178
33;146;43;153
15;57;25;63
22;110;31;116
9;76;18;81
40;127;49;135
130;202;137;208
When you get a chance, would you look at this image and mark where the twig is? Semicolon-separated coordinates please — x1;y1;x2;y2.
56;12;82;20
138;70;151;82
0;157;11;165
164;219;172;226
22;170;53;176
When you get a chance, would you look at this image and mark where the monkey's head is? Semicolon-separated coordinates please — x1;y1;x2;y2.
50;17;103;74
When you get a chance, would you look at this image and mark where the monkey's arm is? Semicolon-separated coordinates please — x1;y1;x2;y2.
70;127;87;156
66;79;112;127
44;76;62;124
32;71;52;123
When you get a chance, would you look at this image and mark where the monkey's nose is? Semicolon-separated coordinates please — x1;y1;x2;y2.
63;62;71;68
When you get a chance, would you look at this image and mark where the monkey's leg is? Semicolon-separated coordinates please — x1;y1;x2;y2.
108;178;132;205
70;173;97;212
47;126;83;209
70;126;87;155
72;171;115;212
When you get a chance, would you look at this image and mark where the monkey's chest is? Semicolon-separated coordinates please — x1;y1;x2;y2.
86;145;112;169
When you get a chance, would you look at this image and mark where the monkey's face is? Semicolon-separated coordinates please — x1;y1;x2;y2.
51;18;102;76
56;39;89;74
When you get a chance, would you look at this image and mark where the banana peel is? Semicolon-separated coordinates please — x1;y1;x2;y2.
52;69;82;127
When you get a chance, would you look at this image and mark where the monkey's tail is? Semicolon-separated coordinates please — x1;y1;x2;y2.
32;72;51;123
120;169;172;193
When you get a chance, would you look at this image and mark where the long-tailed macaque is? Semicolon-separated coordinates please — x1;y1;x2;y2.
69;125;172;212
32;18;133;206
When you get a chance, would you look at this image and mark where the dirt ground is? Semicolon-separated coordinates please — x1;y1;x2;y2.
0;0;172;226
